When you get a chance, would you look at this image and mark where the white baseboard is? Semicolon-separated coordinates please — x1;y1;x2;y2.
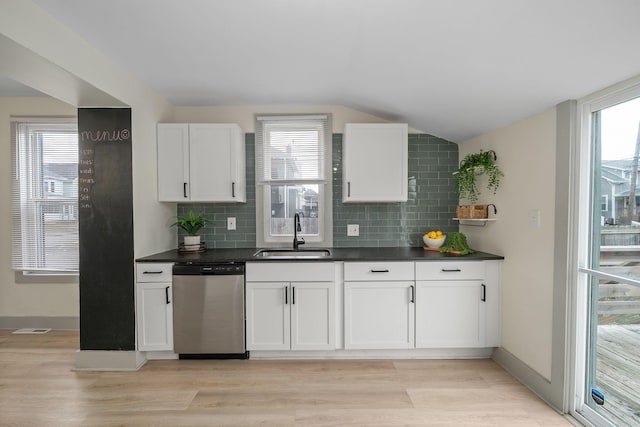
144;351;179;360
74;350;147;371
492;347;561;412
0;316;79;330
250;347;494;360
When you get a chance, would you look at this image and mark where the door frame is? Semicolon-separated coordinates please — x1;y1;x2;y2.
570;75;640;426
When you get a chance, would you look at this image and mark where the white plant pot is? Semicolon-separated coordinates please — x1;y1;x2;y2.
183;235;201;250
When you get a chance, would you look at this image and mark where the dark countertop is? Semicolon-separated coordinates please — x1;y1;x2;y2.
136;247;504;264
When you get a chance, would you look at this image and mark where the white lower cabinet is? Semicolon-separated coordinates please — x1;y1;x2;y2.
343;262;415;349
415;261;499;349
246;263;335;351
344;281;415;349
344;260;500;351
136;263;174;352
415;281;484;348
132;259;500;358
291;282;336;349
246;282;290;350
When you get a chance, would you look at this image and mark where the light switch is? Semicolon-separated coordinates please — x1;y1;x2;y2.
347;224;359;237
227;217;236;231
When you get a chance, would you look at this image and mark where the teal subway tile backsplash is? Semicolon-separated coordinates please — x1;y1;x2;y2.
177;134;256;249
177;132;458;248
332;133;458;247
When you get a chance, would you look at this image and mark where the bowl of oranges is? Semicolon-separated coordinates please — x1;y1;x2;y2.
423;230;446;248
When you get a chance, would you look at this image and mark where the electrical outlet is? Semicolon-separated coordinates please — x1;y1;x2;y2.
347;224;359;237
227;217;236;231
529;209;541;229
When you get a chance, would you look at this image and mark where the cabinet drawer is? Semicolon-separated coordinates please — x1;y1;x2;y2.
415;261;484;280
344;262;414;281
246;262;334;282
136;263;173;283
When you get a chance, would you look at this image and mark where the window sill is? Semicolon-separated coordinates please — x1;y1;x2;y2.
15;271;79;284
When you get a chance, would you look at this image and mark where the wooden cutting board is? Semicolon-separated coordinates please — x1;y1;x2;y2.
423;246;463;255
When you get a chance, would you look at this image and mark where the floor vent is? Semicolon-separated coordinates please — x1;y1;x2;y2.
12;328;51;334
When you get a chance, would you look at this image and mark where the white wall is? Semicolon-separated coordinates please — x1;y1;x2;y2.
0;96;79;318
0;0;177;261
461;107;557;380
175;104;407;133
0;1;178;324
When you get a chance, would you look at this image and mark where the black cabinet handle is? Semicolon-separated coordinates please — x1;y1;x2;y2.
441;268;461;272
285;286;288;305
410;285;415;303
347;182;351;197
165;286;170;304
183;182;188;198
481;284;486;302
143;270;163;275
292;286;296;305
370;269;390;273
232;182;235;198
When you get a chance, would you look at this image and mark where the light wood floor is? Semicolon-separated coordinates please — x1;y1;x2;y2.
596;324;640;426
0;330;572;426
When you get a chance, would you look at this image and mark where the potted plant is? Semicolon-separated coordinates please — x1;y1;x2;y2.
171;211;208;249
455;150;503;204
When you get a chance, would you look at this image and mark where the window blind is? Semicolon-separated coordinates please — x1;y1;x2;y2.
11;119;79;274
255;115;329;184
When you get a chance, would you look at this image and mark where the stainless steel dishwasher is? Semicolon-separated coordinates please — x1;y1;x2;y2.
172;262;248;359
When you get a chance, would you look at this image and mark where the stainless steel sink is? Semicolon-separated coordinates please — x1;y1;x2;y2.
252;248;332;258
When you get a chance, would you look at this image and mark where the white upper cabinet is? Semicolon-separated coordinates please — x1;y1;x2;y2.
342;123;408;203
157;123;246;202
157;124;190;202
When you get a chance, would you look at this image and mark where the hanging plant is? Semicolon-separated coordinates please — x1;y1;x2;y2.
455;150;503;204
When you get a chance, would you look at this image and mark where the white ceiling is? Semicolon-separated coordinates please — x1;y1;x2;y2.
31;0;640;142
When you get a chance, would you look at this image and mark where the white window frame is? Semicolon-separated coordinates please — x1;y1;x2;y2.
255;114;333;248
570;76;640;426
11;117;79;277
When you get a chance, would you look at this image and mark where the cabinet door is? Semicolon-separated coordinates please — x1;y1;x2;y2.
246;282;290;350
344;281;415;349
189;124;245;202
415;281;485;348
136;282;173;351
290;282;335;350
343;123;408;203
157;124;190;201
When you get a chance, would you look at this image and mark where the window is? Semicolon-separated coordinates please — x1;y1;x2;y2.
255;114;332;247
11;118;79;274
600;195;608;212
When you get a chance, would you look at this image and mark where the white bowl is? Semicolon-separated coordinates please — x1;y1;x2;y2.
423;236;446;248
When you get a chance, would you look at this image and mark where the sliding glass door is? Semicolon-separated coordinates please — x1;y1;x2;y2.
576;90;640;426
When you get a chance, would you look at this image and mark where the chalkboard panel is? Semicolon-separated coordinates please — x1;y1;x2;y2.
78;108;135;351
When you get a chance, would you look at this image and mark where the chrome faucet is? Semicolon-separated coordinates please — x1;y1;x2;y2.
293;213;305;249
